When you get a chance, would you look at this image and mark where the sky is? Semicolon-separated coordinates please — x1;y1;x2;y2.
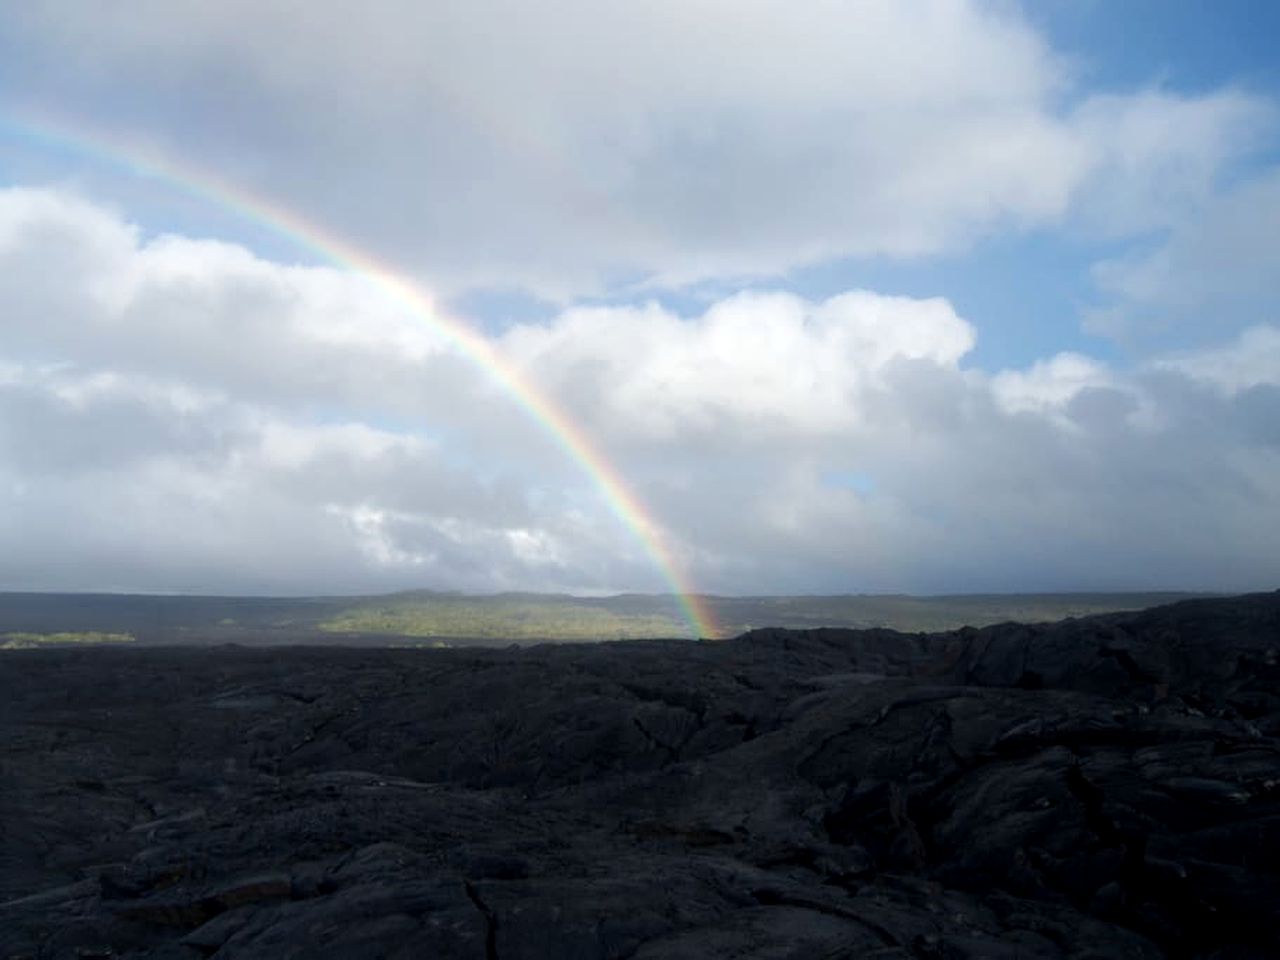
0;1;1277;601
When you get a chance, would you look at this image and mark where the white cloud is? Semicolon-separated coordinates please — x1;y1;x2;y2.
1088;168;1280;342
991;352;1114;414
1068;89;1274;236
500;291;974;441
0;188;511;443
1152;325;1280;394
4;2;1270;297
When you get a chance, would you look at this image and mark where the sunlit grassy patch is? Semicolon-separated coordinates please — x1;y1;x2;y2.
321;596;687;641
0;631;136;650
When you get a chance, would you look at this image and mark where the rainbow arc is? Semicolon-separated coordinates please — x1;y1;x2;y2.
1;112;718;639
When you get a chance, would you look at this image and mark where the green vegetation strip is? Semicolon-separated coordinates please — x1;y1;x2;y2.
321;597;688;641
1;631;136;650
321;592;1201;642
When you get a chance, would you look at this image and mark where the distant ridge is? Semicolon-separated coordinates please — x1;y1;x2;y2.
0;589;1218;645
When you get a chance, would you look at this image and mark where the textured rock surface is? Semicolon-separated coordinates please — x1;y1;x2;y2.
1;592;1278;958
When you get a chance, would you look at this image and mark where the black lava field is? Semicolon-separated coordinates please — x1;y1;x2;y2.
3;592;1279;958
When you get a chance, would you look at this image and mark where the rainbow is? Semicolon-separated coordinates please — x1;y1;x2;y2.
1;111;719;639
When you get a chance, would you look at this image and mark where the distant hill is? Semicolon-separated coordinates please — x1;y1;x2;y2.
0;589;1214;645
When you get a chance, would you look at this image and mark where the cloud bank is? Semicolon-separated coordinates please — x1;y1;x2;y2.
1;188;1276;595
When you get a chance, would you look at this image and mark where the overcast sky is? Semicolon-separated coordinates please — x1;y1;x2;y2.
1;1;1278;597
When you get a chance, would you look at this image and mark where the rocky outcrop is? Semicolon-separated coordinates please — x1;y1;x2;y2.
1;592;1277;958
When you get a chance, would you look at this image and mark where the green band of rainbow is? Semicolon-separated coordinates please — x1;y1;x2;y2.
2;112;718;639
